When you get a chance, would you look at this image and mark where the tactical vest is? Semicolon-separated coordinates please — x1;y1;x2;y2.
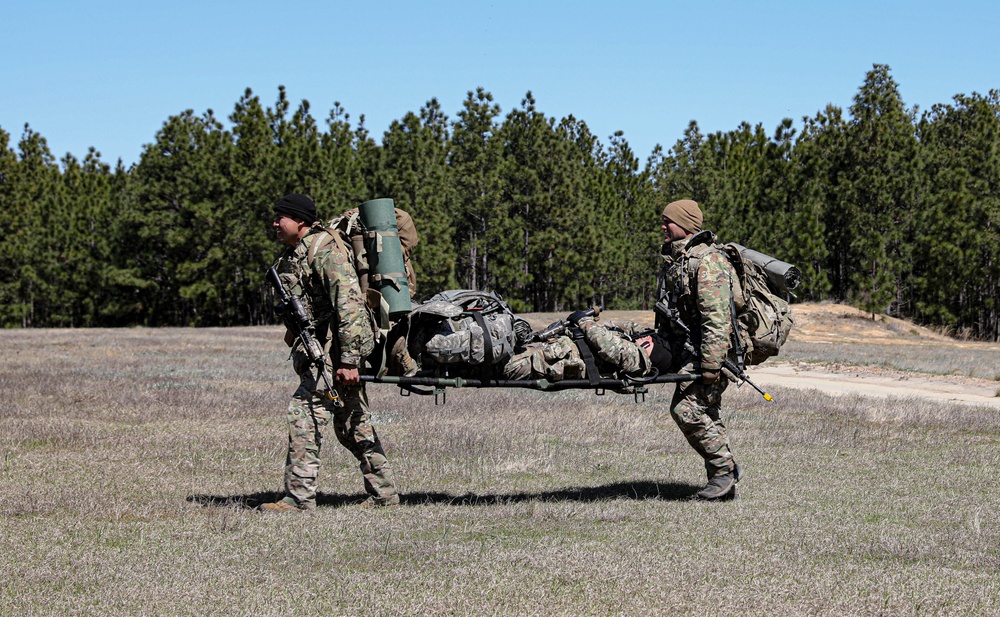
657;231;794;366
276;226;377;364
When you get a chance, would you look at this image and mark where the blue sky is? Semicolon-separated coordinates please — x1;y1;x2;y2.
2;1;998;168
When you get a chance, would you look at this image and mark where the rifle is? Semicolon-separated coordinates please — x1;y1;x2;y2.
654;296;773;402
267;266;343;407
528;306;602;343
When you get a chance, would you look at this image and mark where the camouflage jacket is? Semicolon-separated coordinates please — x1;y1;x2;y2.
274;224;374;367
656;231;739;372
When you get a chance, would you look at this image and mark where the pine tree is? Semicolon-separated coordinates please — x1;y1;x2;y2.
533;115;601;312
55;148;115;326
915;91;1000;339
496;92;581;311
1;126;61;326
795;104;849;300
97;159;144;326
376;99;457;295
0;129;26;327
601;130;657;308
317;101;373;213
227;88;285;324
495;92;554;309
839;64;921;318
450;88;505;291
698;122;770;245
124;109;233;325
647;121;708;208
775;109;844;300
0;127;22;326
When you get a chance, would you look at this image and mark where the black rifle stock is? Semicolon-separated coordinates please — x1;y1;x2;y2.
528;319;568;343
267;266;343;407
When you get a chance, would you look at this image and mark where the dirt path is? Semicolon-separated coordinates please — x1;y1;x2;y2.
749;362;1000;408
740;304;1000;408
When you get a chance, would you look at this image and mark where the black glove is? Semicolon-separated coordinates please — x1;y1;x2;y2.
567;309;592;326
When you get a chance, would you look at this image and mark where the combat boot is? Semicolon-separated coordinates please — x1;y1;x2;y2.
258;497;305;513
697;465;740;501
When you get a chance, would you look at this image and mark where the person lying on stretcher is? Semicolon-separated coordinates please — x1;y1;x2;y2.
504;310;675;382
385;293;674;382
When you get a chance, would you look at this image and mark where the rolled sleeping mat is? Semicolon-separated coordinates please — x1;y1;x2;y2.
730;244;801;294
359;198;412;318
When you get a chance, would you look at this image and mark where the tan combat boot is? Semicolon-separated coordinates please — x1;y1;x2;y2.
356;494;401;509
258;497;304;513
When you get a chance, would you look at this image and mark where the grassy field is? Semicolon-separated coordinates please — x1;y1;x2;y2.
1;320;998;616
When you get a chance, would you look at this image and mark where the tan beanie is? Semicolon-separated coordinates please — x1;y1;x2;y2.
662;199;703;234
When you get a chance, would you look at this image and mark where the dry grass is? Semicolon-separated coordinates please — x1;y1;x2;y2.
1;327;998;616
779;339;1000;381
778;303;1000;380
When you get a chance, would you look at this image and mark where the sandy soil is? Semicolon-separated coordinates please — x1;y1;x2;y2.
520;304;1000;408
749;362;1000;408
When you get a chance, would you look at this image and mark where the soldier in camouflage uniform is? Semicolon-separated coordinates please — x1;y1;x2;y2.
259;194;399;513
503;317;673;381
656;199;742;500
503;333;584;381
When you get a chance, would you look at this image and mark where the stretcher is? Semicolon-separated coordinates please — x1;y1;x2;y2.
361;358;773;405
361;371;703;404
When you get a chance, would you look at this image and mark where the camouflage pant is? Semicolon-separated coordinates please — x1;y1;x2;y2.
668;361;735;479
284;370;397;509
578;319;649;376
504;320;652;381
503;335;585;381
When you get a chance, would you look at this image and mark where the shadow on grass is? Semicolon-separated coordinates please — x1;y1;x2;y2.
187;480;700;510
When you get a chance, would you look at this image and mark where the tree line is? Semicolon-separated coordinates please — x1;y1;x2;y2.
1;64;998;340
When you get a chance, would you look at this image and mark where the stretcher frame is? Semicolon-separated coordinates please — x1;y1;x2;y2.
361;372;703;405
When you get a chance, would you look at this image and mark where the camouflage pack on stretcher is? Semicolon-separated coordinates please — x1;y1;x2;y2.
405;290;532;369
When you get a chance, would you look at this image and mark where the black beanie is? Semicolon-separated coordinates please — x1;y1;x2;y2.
273;193;317;225
647;332;675;373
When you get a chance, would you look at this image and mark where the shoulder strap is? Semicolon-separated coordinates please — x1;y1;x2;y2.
570;328;602;386
306;226;353;270
470;310;494;383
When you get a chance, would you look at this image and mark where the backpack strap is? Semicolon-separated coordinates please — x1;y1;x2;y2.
305;225;385;362
729;280;746;372
569;328;602;386
306;229;332;269
469;309;494;382
362;229;407;291
306;226;354;272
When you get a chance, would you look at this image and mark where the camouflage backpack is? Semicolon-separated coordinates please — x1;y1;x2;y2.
405;290;532;371
672;232;796;366
721;243;796;365
304;207;419;375
317;207;419;300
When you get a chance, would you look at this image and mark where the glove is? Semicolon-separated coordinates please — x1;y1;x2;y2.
567;308;595;326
